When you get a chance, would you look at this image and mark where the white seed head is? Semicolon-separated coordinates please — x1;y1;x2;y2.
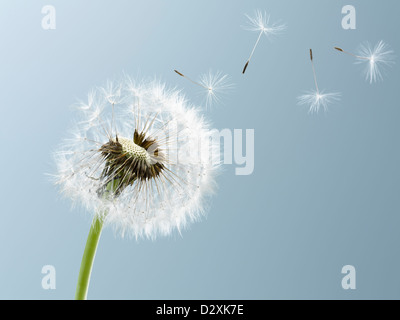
198;70;234;109
243;10;286;37
297;90;341;114
356;41;395;83
53;76;220;239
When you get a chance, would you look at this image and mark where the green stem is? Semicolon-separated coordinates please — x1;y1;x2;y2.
75;179;120;300
75;215;104;300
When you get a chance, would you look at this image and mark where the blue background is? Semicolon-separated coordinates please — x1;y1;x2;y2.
0;0;399;299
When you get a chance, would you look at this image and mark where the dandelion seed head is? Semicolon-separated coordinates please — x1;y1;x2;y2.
198;71;233;109
297;90;341;114
356;40;395;83
243;10;286;37
53;76;220;239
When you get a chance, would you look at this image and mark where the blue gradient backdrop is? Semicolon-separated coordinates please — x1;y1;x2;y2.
0;0;399;299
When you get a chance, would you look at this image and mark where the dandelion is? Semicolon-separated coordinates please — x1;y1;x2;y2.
297;49;340;114
242;10;286;74
53;76;220;299
335;41;395;83
174;69;233;108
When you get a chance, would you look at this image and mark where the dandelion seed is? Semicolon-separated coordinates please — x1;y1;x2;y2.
174;69;233;108
102;80;123;105
53;77;220;299
297;49;340;114
242;10;286;74
297;90;341;114
335;41;395;83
